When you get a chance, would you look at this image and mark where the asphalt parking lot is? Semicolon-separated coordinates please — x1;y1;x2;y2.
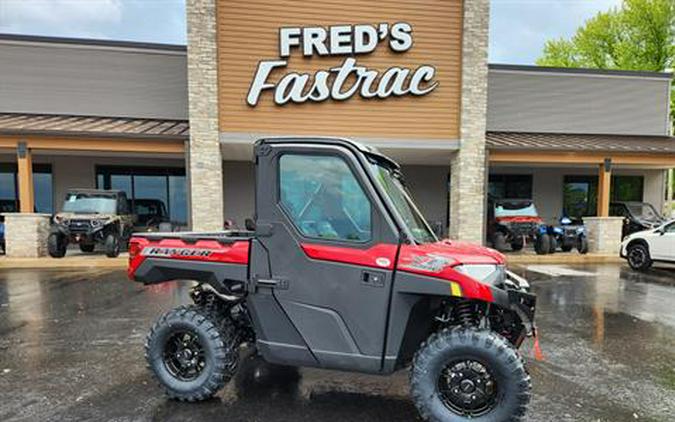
0;264;674;421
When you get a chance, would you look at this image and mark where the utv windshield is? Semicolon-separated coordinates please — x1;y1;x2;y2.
368;160;437;244
626;203;662;223
62;193;117;214
495;200;538;218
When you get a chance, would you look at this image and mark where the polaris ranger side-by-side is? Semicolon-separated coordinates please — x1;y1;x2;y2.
129;138;536;421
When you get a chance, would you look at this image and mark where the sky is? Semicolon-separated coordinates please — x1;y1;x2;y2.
0;0;624;65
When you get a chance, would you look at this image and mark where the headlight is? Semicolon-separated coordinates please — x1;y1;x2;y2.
454;264;505;286
91;219;106;228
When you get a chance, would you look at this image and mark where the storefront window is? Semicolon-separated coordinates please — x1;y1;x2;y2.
0;163;52;213
611;176;643;202
563;176;597;218
96;166;187;225
564;175;644;218
488;175;533;199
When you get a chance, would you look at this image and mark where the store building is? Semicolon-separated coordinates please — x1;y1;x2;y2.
1;0;674;257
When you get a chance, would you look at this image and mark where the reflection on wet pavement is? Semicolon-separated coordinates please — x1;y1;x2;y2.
0;264;674;421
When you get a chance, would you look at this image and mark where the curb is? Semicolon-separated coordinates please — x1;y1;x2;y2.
0;255;127;269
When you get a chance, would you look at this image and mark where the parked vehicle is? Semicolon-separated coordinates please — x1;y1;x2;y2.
610;201;665;238
487;197;553;255
133;198;171;232
621;219;675;271
48;189;133;258
129;138;537;422
550;216;588;254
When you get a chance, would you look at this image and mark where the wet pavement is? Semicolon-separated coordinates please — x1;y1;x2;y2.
0;264;674;422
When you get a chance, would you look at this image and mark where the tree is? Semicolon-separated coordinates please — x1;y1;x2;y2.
537;0;675;130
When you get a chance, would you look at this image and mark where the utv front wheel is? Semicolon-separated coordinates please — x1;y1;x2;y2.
145;305;238;401
47;233;67;258
534;233;551;255
411;328;531;422
104;233;120;258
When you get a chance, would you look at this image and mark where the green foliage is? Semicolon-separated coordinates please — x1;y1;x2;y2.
538;0;675;130
537;0;675;71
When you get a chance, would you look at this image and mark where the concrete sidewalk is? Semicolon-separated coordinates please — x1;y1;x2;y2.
0;251;621;269
0;253;127;269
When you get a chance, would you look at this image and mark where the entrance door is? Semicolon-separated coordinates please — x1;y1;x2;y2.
254;143;400;372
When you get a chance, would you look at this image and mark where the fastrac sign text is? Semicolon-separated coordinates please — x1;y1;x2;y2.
247;23;439;107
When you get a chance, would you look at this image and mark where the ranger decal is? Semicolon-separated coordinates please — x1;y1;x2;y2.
141;247;213;258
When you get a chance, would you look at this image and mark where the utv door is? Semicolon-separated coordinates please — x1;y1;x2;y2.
252;141;400;373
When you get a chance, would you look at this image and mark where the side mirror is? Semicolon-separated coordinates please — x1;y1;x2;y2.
245;218;256;231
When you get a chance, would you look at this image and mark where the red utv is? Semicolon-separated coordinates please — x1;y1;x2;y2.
488;197;554;255
129;137;536;421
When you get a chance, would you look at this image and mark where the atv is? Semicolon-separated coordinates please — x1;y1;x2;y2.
129;137;536;422
488;197;553;255
48;189;133;258
550;216;588;254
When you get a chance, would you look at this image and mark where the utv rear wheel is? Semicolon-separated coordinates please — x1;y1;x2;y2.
534;234;551;255
411;328;531;422
104;233;120;258
492;232;508;252
627;243;652;271
47;233;67;258
145;305;238;401
510;236;524;252
79;243;95;253
560;241;574;252
577;236;589;255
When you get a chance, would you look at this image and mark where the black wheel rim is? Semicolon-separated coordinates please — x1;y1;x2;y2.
163;330;207;381
437;359;498;417
628;248;646;267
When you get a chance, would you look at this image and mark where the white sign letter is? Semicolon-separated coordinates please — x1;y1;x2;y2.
279;27;301;57
409;65;439;95
303;27;329;56
330;25;353;55
353;24;378;54
247;60;287;106
389;22;412;52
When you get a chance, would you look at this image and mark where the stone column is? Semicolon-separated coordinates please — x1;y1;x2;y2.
186;0;224;231
584;217;623;254
448;0;490;243
2;213;51;257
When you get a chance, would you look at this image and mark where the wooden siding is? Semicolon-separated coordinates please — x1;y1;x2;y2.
216;0;463;140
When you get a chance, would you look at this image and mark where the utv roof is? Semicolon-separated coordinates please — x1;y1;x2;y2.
257;137;400;170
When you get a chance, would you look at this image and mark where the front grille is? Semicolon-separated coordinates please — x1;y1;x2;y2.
509;223;538;236
68;219;91;233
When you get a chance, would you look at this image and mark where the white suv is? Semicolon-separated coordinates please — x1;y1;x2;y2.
621;220;675;271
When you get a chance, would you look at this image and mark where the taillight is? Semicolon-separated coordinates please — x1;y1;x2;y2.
128;239;142;259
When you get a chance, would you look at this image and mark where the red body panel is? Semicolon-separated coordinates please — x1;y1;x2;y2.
128;236;250;280
301;243;398;269
129;234;500;304
300;240;502;302
495;216;543;224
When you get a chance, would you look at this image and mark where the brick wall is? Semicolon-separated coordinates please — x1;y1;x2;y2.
186;0;224;231
449;0;490;243
3;214;51;257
